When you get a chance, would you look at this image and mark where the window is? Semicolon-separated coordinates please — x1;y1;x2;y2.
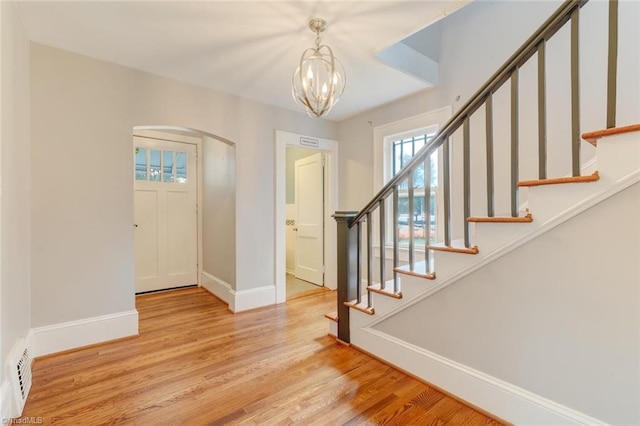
373;107;451;251
135;147;188;183
386;129;438;247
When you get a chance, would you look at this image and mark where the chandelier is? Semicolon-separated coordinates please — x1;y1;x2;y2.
292;18;346;119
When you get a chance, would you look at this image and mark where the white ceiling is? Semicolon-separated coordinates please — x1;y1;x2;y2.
17;1;470;121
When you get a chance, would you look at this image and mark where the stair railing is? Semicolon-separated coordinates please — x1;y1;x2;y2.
334;0;620;343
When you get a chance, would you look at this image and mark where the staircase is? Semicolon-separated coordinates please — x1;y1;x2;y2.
329;0;639;424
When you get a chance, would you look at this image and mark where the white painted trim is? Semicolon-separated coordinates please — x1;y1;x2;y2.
201;272;274;312
133;125;235;147
275;131;339;305
196;140;203;287
355;328;607;425
201;271;232;305
366;168;640;327
0;379;11;423
28;310;139;358
230;285;275;313
133;129;201;145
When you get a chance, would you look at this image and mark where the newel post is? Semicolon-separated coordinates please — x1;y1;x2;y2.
333;211;358;344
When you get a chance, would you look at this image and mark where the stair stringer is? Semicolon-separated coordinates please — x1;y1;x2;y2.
345;131;640;423
353;165;639;327
352;169;639;330
351;129;640;328
328;152;605;329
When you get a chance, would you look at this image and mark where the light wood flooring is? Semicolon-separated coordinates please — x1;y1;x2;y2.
21;288;503;425
286;273;325;299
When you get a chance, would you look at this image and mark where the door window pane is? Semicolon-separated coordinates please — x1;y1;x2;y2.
135;147;147;181
150;149;161;182
176;152;187;183
163;151;175;183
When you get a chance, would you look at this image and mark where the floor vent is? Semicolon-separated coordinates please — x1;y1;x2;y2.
9;342;32;416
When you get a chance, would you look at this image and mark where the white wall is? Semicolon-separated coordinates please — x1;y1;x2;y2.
375;183;640;424
202;136;236;288
30;43;338;328
1;0;31;383
338;0;639;229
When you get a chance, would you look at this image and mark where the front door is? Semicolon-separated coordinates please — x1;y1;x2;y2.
133;137;197;293
294;152;324;286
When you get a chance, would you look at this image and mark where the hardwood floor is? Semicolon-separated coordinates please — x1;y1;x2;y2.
286;274;326;300
21;288;503;425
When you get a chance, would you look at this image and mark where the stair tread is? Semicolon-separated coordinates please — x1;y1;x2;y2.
428;240;479;255
324;311;338;322
344;300;375;315
518;171;599;187
394;262;436;280
367;283;403;299
582;123;640;146
468;213;533;223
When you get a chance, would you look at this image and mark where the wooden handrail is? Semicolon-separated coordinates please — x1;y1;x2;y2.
350;0;588;227
334;0;622;344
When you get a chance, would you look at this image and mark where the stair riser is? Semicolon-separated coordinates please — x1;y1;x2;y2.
350;308;376;329
369;293;402;315
596;133;640;181
473;222;537;253
398;273;439;299
525;180;603;224
328;320;337;337
430;250;478;280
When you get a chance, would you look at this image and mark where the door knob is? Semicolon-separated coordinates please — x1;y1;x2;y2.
293;227;298;231
134;224;139;228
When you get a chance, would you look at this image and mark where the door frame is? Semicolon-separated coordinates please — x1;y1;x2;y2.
275;130;338;304
133;127;203;288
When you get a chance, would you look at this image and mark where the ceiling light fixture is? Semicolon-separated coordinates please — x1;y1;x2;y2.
292;18;346;119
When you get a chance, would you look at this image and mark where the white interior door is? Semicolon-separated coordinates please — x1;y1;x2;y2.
294;152;324;286
134;137;197;293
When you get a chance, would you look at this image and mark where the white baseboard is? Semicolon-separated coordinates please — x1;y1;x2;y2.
28;310;139;358
201;271;276;312
354;328;606;425
230;285;275;313
286;269;295;276
201;271;232;305
0;379;11;423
